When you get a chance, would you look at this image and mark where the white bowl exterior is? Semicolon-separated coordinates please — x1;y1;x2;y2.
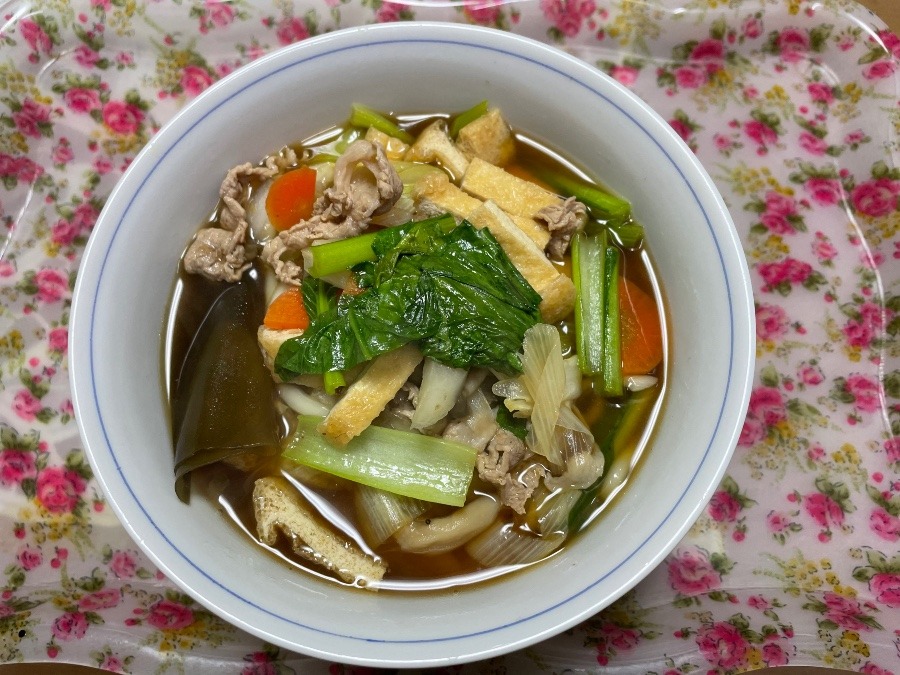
70;23;754;667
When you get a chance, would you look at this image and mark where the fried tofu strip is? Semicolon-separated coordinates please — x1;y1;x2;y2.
414;173;550;250
461;157;562;219
364;127;409;160
412;172;482;220
404;120;470;180
253;476;386;586
468;201;575;324
456;108;515;167
456;108;516;166
318;344;423;445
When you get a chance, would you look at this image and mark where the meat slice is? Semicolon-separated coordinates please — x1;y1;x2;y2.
501;464;547;515
477;428;527;485
318;138;404;222
182;227;251;282
538;196;588;259
477;429;546;515
262;140;403;285
184;151;296;282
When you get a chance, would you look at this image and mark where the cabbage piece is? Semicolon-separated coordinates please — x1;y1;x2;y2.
465;522;564;567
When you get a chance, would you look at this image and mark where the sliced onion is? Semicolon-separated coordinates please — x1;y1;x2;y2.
544;406;604;490
355;484;428;548
278;384;332;417
371;194;415;227
491;378;530;416
535;488;582;536
393;160;446;186
520;324;566;464
465;522;565;567
410;358;468;430
562;356;583;401
460;367;489;399
493;355;581;419
314;162;335;196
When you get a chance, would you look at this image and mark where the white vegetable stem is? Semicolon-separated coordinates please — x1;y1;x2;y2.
410;358;468;430
520;324;566;465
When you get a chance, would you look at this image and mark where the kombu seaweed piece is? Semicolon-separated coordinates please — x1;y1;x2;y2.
171;266;279;502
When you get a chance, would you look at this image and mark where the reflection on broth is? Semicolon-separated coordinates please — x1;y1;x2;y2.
166;103;666;591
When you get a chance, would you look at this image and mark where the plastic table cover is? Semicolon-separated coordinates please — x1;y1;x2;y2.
0;0;897;672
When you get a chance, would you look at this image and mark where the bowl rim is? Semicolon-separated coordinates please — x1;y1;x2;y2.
70;20;755;667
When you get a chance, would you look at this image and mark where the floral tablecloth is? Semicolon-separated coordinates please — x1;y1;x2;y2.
0;0;898;672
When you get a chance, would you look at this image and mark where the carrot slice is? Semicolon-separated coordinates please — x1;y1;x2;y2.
266;167;317;232
618;276;663;376
264;288;309;330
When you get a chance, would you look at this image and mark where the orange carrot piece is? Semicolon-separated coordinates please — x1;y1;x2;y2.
264;287;309;330
266;167;317;232
618;276;663;376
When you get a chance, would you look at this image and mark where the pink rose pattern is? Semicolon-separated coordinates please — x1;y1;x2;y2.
0;1;897;672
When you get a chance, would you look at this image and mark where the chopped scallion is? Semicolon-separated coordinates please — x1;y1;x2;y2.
449;100;489;138
601;246;623;397
349;103;414;144
572;230;608;375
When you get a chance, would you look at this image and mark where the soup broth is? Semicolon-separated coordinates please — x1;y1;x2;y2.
167;105;666;591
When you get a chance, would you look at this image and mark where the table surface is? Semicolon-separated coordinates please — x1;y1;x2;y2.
1;0;898;672
860;0;898;33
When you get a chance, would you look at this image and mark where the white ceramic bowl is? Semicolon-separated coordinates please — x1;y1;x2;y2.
70;22;754;668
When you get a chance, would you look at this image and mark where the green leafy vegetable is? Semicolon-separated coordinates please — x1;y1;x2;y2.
572;231;623;397
300;277;345;393
496;406;528;440
275;218;542;378
283;415;477;506
304;214;455;279
349;103;415;144
572;230;607;376
567;388;657;531
450;100;489;138
601;245;623;397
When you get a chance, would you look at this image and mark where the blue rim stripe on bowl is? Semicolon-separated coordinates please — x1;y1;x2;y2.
85;31;748;648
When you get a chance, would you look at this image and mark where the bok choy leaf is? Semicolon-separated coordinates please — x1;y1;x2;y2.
275;218;542;379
